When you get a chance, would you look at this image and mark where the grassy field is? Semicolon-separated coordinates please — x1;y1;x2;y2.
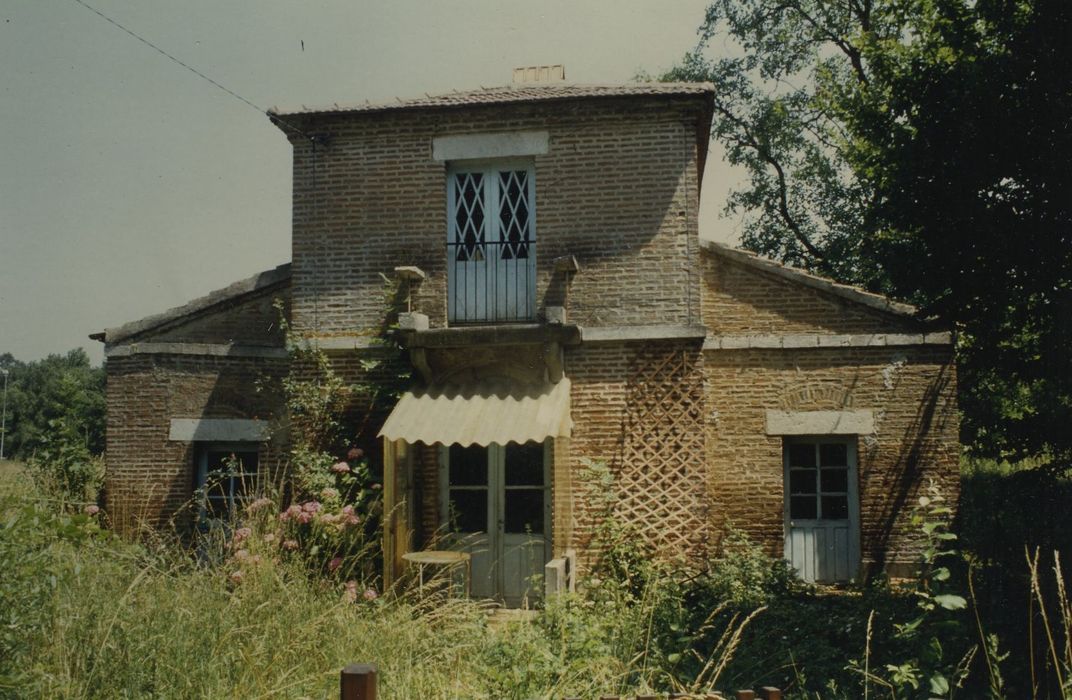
3;458;1069;698
0;463;716;699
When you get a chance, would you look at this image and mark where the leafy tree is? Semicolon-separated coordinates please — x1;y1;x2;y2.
0;349;105;459
668;0;1072;466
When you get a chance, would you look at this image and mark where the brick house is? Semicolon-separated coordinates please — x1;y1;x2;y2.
92;79;958;604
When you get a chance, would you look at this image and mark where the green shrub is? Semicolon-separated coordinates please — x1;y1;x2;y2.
24;418;103;507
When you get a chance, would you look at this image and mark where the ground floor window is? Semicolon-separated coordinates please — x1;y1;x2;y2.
783;437;860;583
194;445;260;522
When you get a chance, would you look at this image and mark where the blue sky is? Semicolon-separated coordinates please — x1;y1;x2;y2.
0;0;740;364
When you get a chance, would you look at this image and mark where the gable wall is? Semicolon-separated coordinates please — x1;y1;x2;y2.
286;97;706;335
115;286;290;347
701;254;921;336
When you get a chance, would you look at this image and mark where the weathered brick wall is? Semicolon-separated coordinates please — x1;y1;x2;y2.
104;353;289;532
703;346;959;574
119;286;290;346
701;254;920;335
561;339;708;571
285;97;707;334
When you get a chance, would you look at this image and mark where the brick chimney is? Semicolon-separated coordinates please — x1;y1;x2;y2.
512;65;566;84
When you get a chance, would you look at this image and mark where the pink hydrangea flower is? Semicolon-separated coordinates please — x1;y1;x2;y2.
296;511;313;525
331;461;351;474
319;512;337;526
84;504;100;516
328;556;343;573
302;501;321;513
340;505;360;527
282;539;299;551
321;487;339;501
232;527;252;545
347;447;364;460
247;497;272;512
363;588;378;601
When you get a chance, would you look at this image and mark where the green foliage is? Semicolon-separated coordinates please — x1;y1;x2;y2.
707;526;802;609
0;480;108;692
0;349;104;460
24;418;104;506
667;0;1072;467
855;484;974;698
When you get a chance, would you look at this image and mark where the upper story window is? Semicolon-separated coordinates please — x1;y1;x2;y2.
447;163;536;324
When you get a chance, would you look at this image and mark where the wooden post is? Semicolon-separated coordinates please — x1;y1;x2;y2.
382;437;396;588
340;663;377;700
735;691;756;700
758;688;782;700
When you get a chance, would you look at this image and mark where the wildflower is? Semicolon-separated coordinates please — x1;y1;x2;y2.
321;487;339;501
296;511;314;525
363;588;378;601
341;505;360;527
233;548;250;561
331;461;351;474
232;527;252;545
84;504;100;516
328;556;343;573
230;570;244;584
371;483;382;490
302;500;321;513
347;447;364;460
342;580;359;603
247;497;272;512
263;533;276;544
319;512;338;526
282;538;299;551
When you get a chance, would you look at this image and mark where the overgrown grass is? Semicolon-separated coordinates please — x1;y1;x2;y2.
0;466;752;699
5;458;1070;698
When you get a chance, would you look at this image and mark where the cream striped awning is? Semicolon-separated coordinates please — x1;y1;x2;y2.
378;379;571;446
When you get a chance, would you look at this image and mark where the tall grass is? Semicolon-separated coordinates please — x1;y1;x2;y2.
0;466;757;699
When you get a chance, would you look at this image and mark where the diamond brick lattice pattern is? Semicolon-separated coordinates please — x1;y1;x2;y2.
618;344;708;559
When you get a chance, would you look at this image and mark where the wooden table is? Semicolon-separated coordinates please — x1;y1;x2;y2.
401;550;472;598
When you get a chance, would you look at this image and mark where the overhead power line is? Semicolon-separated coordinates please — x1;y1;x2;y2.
69;0;310;139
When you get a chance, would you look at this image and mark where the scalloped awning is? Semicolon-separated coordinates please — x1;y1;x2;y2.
378;379;571;446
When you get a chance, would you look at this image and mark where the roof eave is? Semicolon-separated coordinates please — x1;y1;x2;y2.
267;83;716;123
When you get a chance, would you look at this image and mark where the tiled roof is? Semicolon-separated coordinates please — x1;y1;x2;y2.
268;82;714;118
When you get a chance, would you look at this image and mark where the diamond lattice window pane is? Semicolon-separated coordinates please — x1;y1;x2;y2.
453;173;485;261
498;170;530;260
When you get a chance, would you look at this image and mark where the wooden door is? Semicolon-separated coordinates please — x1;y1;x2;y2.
783;439;860;583
441;441;549;605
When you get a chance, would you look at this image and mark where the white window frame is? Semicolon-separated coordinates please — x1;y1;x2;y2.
782;437;861;583
446;160;537;324
194;442;261;524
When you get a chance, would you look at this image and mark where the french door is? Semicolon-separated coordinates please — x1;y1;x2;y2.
447;164;536;324
783;438;861;583
440;441;549;606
